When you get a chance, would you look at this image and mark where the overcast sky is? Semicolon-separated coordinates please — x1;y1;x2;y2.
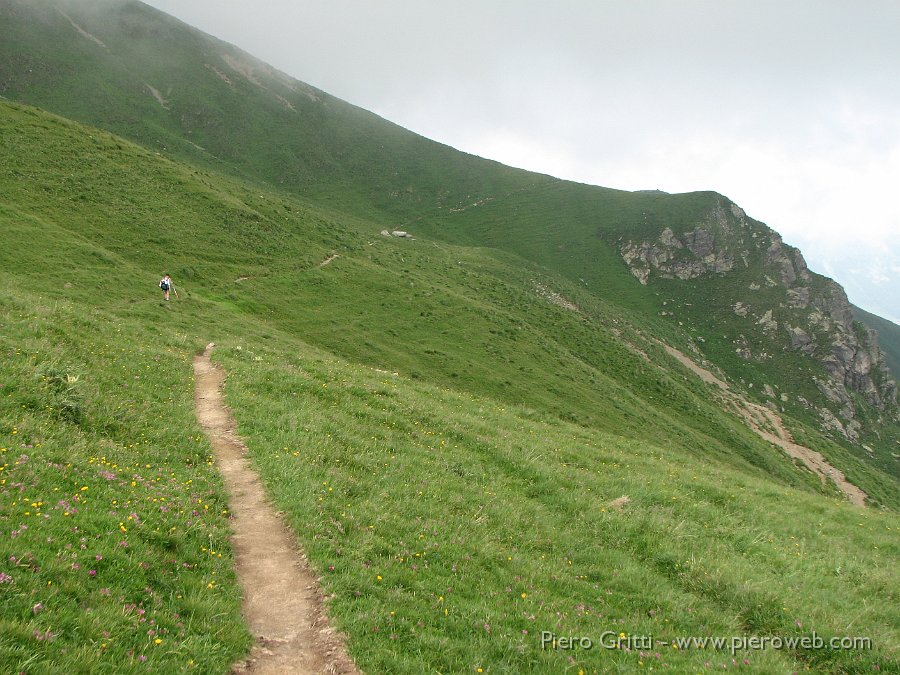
143;0;900;324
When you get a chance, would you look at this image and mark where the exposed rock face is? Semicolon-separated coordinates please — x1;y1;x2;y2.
621;226;734;285
618;196;898;442
787;326;816;355
819;407;861;443
757;309;778;334
808;282;897;414
787;286;810;309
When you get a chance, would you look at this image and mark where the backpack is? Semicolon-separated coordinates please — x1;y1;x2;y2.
160;278;170;291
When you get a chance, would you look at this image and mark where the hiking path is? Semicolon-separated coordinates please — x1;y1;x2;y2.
194;344;360;674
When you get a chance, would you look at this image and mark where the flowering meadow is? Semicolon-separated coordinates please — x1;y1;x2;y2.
0;290;250;672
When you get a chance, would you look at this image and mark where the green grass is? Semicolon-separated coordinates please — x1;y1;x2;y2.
4;99;868;505
0;285;251;672
214;339;899;673
0;37;898;675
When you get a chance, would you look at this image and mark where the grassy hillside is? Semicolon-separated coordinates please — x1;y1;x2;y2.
0;0;544;217
4;0;896;476
2;2;899;671
0;284;251;672
215;336;899;674
6;100;897;505
2;98;899;673
5;269;898;674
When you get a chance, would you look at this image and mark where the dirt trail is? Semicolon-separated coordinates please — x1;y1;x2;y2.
194;345;360;674
662;344;867;507
662;345;729;389
737;401;868;507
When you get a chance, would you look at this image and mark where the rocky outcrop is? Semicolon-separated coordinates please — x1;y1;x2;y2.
787;325;816;355
757;309;778;334
787;286;810;309
618;196;898;442
807;281;897;415
818;406;862;443
621;226;734;285
765;233;811;287
381;229;414;239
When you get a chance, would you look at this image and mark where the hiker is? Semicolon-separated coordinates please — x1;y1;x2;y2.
159;273;174;301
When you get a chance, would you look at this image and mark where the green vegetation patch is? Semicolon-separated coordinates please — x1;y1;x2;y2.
0;288;250;672
217;342;899;674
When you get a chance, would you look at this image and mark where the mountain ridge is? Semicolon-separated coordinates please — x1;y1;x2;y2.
2;3;900;672
1;0;897;472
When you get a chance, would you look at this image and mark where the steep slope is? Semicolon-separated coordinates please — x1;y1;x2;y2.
8;99;880;503
615;202;896;422
854;304;900;381
425;186;899;471
2;103;898;674
0;0;544;217
3;0;896;475
607;200;898;446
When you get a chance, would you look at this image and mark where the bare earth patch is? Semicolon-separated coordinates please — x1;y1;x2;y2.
145;84;170;110
220;54;296;111
662;343;868;506
662;344;729;389
58;10;107;49
738;401;868;507
607;495;631;510
205;63;235;88
533;282;581;313
222;54;264;87
194;345;361;674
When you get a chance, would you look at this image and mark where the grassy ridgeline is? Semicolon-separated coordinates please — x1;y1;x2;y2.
5;100;895;508
3;0;898;480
